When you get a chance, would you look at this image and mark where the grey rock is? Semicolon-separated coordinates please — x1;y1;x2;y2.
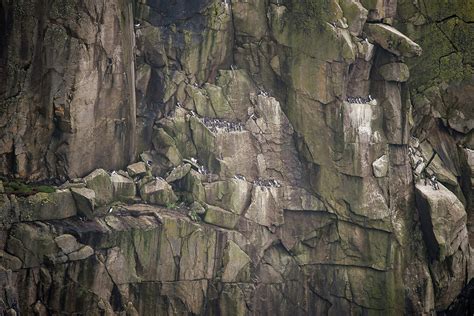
54;234;81;254
111;173;136;200
372;155;389;178
19;189;77;221
204;205;240;229
190;201;206;215
166;164;192;183
71;187;96;219
127;162;147;177
378;63;410;82
364;23;422;57
139;178;178;206
68;246;94;261
0;250;22;271
84;169;113;206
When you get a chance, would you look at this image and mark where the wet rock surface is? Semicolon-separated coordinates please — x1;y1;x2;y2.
0;0;472;315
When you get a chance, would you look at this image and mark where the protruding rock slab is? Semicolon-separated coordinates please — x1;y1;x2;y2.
204;179;252;215
0;250;22;271
54;234;81;254
378;63;410;82
372;155;389;177
415;183;467;261
127;162;147;177
111;173;136;200
84;169;113;206
139;178;178;206
221;241;251;282
71;187;96;219
166;163;191;183
364;23;422;57
204;205;240;229
19;190;77;221
68;246;94;261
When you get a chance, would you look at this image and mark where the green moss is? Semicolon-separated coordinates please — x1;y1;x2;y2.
36;185;56;193
3;180;56;196
289;0;330;34
166;202;177;209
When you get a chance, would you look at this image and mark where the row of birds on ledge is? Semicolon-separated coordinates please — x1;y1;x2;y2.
346;95;375;104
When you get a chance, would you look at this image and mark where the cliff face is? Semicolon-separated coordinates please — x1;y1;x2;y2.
0;0;472;315
0;0;136;180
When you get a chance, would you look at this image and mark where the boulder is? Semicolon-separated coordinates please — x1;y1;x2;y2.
54;234;81;254
0;250;22;271
84;169;113;206
68;245;94;261
415;183;468;261
378;63;410;82
139;178;178;206
19;189;77;221
364;23;422;57
372;155;389;177
190;201;206;215
126;162;147;177
71;187;96;219
166;164;192;183
203;205;240;229
340;0;368;36
111;173;136;200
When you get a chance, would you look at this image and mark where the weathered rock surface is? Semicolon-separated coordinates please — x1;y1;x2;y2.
18;190;76;221
84;169;113;206
71;187;96;219
0;0;472;314
365;23;422;57
378;62;410;82
110;173;136;200
139;178;178;206
126;162;147;177
0;0;137;180
415;183;470;309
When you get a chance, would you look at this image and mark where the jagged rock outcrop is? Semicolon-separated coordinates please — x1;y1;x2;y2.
0;0;472;315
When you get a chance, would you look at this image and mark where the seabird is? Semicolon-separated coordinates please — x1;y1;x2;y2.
146;160;153;166
176;101;182;107
111;171;117;176
108;207;113;214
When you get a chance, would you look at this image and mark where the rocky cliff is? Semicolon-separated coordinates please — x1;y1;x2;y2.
0;0;472;315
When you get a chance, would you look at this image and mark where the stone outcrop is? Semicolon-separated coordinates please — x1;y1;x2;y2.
0;0;472;315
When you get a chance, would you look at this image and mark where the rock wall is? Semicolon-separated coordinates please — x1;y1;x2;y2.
0;0;472;315
0;0;136;180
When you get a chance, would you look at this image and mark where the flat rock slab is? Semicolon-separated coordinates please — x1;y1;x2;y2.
204;205;239;229
127;162;147;177
415;183;467;261
19;190;77;221
71;187;96;219
365;23;422;57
